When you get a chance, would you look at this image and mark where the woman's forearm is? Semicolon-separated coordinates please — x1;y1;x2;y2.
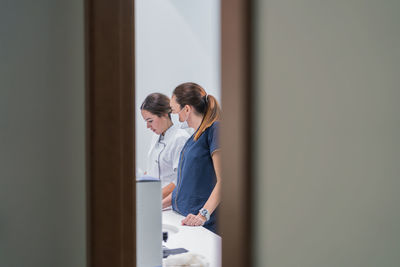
202;151;222;215
202;181;221;215
162;192;172;209
162;182;175;199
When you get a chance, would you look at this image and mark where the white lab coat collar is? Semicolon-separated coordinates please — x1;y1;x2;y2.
160;124;174;141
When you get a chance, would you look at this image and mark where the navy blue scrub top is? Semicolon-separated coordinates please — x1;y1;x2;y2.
171;121;220;233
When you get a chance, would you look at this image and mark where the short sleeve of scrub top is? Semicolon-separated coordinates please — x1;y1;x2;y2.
172;121;220;233
208;121;220;155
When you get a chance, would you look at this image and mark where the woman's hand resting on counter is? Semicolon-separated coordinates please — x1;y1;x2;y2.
181;213;207;227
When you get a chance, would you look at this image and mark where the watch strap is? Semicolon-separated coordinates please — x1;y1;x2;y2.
199;208;210;221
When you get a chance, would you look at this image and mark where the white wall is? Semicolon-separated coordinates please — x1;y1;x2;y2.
253;1;400;267
0;1;86;266
135;0;221;172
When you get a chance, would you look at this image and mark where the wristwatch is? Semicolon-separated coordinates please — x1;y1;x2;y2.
199;208;210;221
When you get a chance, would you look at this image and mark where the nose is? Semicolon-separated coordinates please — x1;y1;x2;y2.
146;122;151;128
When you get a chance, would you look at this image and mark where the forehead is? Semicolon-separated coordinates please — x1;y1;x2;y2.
141;109;157;120
170;95;180;109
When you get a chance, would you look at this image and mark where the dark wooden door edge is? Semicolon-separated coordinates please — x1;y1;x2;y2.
85;0;135;266
220;0;253;266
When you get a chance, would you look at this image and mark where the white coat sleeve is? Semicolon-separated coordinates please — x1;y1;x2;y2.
145;134;159;177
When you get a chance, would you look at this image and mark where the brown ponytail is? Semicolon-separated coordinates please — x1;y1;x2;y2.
173;82;221;141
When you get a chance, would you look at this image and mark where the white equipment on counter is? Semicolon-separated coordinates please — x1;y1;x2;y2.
136;177;162;267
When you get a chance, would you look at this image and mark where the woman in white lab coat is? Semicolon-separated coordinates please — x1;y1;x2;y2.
141;93;190;199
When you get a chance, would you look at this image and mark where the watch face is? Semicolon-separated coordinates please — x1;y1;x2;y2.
200;209;209;221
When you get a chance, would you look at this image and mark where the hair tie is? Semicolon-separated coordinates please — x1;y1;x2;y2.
205;94;209;103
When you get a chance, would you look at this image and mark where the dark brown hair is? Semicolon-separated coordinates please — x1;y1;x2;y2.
173;82;221;141
140;93;172;118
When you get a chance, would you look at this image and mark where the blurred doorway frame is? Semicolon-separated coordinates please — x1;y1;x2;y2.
86;0;252;266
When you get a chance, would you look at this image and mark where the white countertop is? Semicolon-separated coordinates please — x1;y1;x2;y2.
162;209;221;267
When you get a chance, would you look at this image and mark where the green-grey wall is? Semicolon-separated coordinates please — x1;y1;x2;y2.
0;1;86;266
254;1;400;266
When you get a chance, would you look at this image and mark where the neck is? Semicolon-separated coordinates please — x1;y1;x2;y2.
188;113;203;130
161;119;173;135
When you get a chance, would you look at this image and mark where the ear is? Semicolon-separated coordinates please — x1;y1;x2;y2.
184;104;191;112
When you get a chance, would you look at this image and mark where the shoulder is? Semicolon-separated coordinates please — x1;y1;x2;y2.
175;128;191;138
170;126;190;137
169;126;190;142
206;121;220;143
206;121;220;135
210;121;220;130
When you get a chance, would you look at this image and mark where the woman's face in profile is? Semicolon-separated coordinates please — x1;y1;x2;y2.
141;109;167;135
170;95;180;113
170;95;187;123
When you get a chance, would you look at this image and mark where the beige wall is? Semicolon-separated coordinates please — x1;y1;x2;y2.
253;1;400;266
0;1;86;266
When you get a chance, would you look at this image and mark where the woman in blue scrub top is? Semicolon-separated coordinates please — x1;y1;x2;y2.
162;82;222;233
